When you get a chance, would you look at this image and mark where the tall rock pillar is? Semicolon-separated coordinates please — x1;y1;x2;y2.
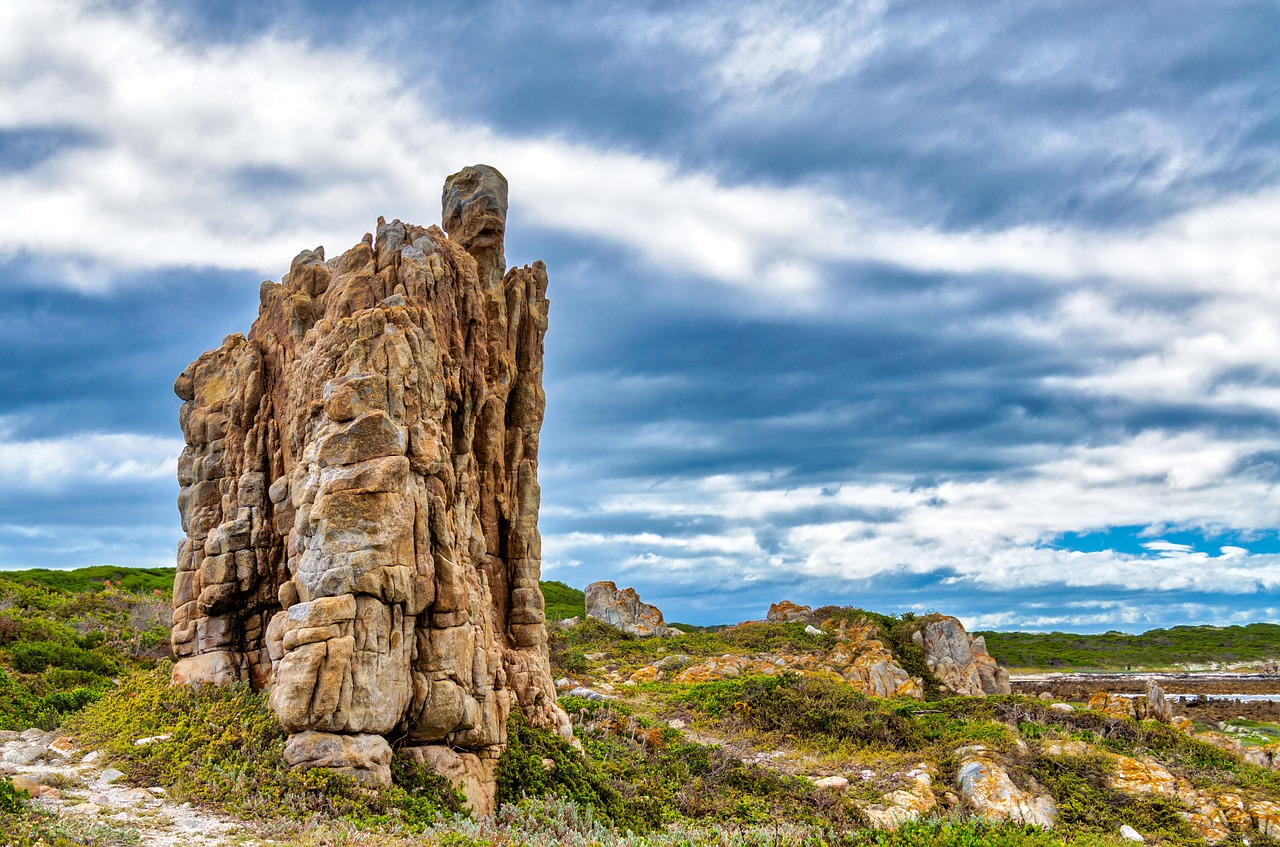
170;165;571;813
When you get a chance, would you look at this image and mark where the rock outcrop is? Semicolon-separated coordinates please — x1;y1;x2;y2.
1088;681;1176;724
585;581;668;637
916;615;1011;696
767;600;812;623
665;616;924;699
169;165;570;812
956;745;1056;827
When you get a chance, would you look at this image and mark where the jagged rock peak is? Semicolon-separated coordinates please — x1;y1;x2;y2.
169;165;569;814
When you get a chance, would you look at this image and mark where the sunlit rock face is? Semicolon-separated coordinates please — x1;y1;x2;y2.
170;164;570;812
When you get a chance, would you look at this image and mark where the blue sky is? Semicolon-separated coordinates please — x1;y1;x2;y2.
3;0;1280;631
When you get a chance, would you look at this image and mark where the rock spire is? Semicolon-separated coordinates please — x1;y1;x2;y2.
170;165;570;813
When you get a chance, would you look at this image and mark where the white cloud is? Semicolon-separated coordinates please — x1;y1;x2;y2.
0;420;182;489
705;1;886;92
571;429;1280;596
4;0;1280;307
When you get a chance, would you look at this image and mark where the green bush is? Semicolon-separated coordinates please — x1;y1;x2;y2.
1031;752;1201;845
0;774;27;814
540;581;586;622
9;640;117;676
497;711;631;826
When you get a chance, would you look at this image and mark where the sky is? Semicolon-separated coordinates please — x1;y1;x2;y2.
2;0;1280;632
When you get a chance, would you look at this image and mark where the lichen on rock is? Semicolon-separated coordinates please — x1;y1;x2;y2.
170;164;569;813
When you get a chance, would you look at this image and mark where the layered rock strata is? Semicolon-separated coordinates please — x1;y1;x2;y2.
170;165;570;811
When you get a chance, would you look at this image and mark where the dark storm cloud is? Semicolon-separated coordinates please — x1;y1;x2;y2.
0;263;261;438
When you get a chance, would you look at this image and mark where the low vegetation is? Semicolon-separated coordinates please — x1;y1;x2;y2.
0;569;170;731
979;623;1280;670
5;567;1280;846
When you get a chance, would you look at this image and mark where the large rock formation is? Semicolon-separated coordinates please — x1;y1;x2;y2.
915;615;1011;696
585;581;668;637
169;165;570;812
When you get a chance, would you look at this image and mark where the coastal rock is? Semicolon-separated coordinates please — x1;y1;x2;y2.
1143;679;1173;723
956;746;1056;827
1089;692;1138;720
170;165;570;807
665;617;923;699
825;618;924;699
862;765;937;829
918;616;1010;696
767;601;812;623
584;581;668;637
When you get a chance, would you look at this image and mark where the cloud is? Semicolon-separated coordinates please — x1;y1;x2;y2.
0;418;182;489
557;429;1280;597
4;0;1280;307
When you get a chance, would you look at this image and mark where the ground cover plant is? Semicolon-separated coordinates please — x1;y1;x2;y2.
541;580;587;622
979;624;1280;670
0;571;171;731
7;569;1280;846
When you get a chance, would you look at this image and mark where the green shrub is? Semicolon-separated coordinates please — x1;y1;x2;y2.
1032;752;1201;845
540;581;586;622
0;775;27;814
497;711;631;826
9;640;117;675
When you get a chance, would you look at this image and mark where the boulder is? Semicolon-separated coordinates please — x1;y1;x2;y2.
918;616;1010;696
861;765;937;830
767;600;812;623
1089;692;1138;720
1142;679;1173;723
956;746;1056;828
169;165;570;806
584;581;668;637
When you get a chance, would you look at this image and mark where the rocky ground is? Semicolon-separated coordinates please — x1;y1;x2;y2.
2;728;257;846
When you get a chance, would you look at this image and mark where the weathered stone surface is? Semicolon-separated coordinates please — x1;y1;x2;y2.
170;165;569;806
585;581;668;637
1089;691;1138;720
1143;679;1173;723
767;600;812;623
956;746;1056;828
861;765;937;829
918;615;1010;696
399;744;500;815
666;616;923;699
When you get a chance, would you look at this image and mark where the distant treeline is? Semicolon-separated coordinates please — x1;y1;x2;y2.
978;623;1280;670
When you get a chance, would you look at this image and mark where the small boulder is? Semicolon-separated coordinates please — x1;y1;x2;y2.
1119;824;1144;842
814;776;849;791
99;768;125;784
956;746;1056;828
8;775;39;797
1089;692;1137;720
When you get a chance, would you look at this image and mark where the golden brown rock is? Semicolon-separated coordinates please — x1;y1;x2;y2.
766;600;812;622
170;165;569;809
